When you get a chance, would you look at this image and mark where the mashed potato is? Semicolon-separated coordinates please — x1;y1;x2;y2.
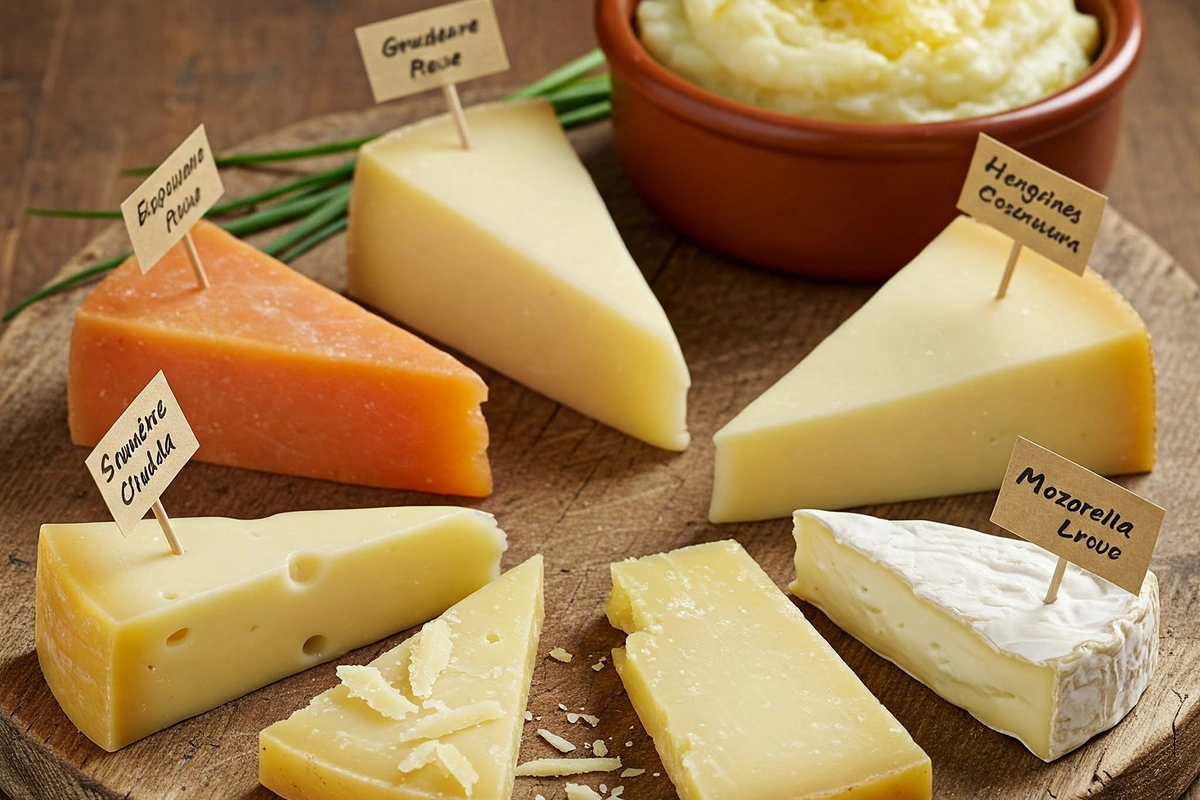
637;0;1100;123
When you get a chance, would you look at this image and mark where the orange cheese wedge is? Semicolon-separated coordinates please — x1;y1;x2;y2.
68;221;491;496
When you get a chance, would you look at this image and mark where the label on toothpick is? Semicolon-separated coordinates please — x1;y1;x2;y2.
956;134;1107;275
990;437;1162;595
355;0;509;103
120;124;224;273
84;371;200;536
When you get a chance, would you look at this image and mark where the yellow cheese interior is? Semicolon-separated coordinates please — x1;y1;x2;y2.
259;555;544;800
35;507;506;751
347;99;690;451
710;216;1155;521
607;540;931;800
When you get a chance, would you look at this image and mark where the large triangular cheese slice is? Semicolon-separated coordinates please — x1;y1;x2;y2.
710;216;1155;522
347;99;691;451
260;555;544;800
791;510;1159;761
36;506;507;751
69;220;491;496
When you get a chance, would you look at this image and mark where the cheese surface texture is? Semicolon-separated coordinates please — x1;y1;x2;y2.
607;540;931;800
711;216;1155;522
69;220;491;496
36;507;506;751
260;555;544;800
791;510;1159;761
347;99;691;451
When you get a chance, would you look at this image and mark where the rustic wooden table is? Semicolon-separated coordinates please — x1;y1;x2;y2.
2;1;1199;798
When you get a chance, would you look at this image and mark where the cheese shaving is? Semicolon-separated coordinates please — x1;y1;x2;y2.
408;618;453;699
549;647;574;662
593;740;608;757
514;757;623;776
565;784;603;800
336;665;418;721
397;741;479;796
537;728;577;753
620;768;645;778
398;700;504;742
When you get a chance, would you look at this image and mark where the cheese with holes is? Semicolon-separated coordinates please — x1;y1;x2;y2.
607;540;931;800
259;556;544;800
347;99;690;451
69;220;491;496
36;507;506;751
791;510;1159;761
710;216;1155;522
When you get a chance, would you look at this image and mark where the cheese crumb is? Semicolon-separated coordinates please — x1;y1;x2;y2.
336;665;419;721
567;713;580;723
600;784;607;793
514;757;623;776
620;768;645;778
525;711;533;721
610;786;625;797
624;741;632;747
592;660;606;671
593;740;608;757
397;741;479;794
549;647;574;662
558;703;569;711
581;714;600;727
408;619;453;699
398;701;504;742
565;784;603;800
538;728;577;753
653;772;660;777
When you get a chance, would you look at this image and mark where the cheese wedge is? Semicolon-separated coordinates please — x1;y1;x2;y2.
36;507;506;751
69;220;491;496
347;99;691;451
607;540;931;800
259;555;544;800
791;510;1159;761
710;216;1155;522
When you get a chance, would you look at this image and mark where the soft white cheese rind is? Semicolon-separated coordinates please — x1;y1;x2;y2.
790;509;1159;761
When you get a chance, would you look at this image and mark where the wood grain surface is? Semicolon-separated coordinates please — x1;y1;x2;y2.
0;99;1199;800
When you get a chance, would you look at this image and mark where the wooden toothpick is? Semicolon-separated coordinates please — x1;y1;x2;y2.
995;239;1022;300
182;232;210;289
442;83;472;149
1043;556;1067;604
151;499;186;556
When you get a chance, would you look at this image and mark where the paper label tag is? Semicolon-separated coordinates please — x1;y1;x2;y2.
355;0;509;104
120;124;224;273
957;134;1107;275
990;437;1162;595
85;371;200;536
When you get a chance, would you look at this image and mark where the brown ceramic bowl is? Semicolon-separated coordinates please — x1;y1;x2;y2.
596;0;1144;281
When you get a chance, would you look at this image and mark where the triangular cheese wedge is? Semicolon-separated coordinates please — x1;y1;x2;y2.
791;510;1159;761
347;99;691;451
710;216;1155;522
36;506;507;751
69;220;491;496
260;555;544;800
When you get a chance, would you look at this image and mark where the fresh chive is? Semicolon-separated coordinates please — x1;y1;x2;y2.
26;208;123;219
219;184;349;237
547;75;612;114
2;254;130;322
262;185;352;257
121;137;376;176
278;217;350;263
207;158;355;216
506;49;606;101
558;99;613;129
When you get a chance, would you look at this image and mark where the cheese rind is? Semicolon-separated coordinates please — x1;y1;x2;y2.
347;99;690;451
35;507;506;751
790;510;1159;761
69;220;491;496
710;216;1155;522
259;556;544;800
607;540;931;800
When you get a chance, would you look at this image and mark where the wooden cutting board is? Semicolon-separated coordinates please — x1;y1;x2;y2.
1;99;1198;800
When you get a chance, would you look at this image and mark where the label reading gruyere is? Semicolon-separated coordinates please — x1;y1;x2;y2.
84;371;199;535
120;124;224;272
355;0;509;104
990;437;1163;595
957;134;1107;275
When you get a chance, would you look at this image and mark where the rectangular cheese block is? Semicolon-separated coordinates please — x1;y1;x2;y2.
607;540;931;800
347;99;690;451
36;506;506;751
710;216;1155;522
259;556;544;800
791;510;1159;761
69;220;491;496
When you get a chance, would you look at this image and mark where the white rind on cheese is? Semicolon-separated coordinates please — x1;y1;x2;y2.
791;510;1159;761
347;99;691;451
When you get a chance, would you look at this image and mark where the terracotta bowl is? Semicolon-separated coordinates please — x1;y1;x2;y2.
596;0;1145;281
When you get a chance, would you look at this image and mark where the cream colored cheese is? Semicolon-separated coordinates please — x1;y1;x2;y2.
638;0;1100;123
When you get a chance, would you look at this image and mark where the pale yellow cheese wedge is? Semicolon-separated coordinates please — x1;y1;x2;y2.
607;540;932;800
259;555;544;800
347;99;691;451
710;216;1156;522
36;507;506;751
